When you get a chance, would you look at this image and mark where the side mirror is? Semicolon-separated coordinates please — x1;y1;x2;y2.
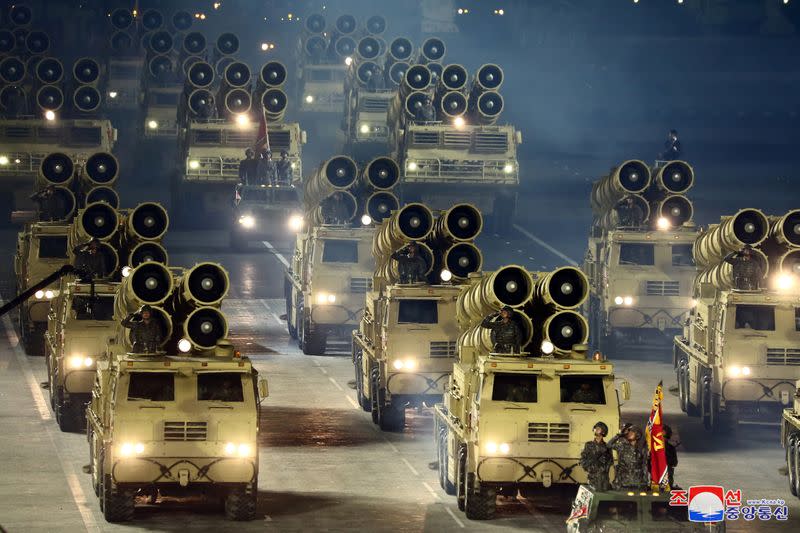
258;378;269;399
619;380;631;401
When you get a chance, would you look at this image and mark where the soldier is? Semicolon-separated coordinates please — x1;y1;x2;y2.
366;66;386;91
571;382;602;404
580;421;613;491
30;185;62;221
615;196;644;228
3;85;28;117
664;425;680;489
276;150;293;185
73;238;110;281
320;191;351;224
391;242;428;284
121;305;163;353
480;306;522;354
415;95;436;123
608;423;649;491
238;148;258;186
258;149;278;186
723;244;763;290
658;129;682;161
506;378;536;402
197;93;216;119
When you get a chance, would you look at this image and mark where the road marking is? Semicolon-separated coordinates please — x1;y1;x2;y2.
328;376;343;391
261;240;290;269
0;301;100;532
384;439;399;453
402;457;419;476
344;394;360;410
259;299;283;326
444;505;466;528
513;223;578;266
422;481;441;500
318;366;328;375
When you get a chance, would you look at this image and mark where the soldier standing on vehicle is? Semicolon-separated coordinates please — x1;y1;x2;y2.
238;148;258;186
609;423;649;490
258;149;278;186
723;244;763;290
320;191;351;224
415;95;436;123
121;305;163;353
366;66;386;91
480;306;522;354
580;421;613;491
391;242;428;284
30;185;62;221
658;129;682;161
73;238;110;281
615;196;644;228
276;150;293;185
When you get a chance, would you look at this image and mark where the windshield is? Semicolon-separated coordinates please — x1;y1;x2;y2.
597;500;638;521
618;243;655;266
671;244;694;266
198;373;244;402
127;372;175;401
734;304;775;331
651;502;689;522
322;240;358;263
561;375;606;404
397;299;438;324
491;373;538;403
150;92;179;106
796;308;800;332
38;236;68;259
72;295;115;320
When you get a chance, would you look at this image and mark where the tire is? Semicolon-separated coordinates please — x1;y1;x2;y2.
300;320;326;355
685;367;699;417
102;474;135;522
90;437;101;497
58;399;84;433
464;472;496;520
354;352;371;412
23;322;46;356
793;435;800;498
378;400;405;432
285;285;298;339
439;430;456;495
370;372;380;424
677;361;688;413
788;435;798;497
456;445;467;511
225;482;257;521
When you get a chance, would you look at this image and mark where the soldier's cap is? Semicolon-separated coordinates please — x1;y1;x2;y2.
280;150;288;156
742;244;753;250
245;148;254;156
139;304;154;313
500;305;514;314
593;421;609;436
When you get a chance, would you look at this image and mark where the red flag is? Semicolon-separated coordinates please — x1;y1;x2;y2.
254;104;270;152
646;381;669;490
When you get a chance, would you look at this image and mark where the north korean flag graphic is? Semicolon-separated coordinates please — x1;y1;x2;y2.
688;486;725;522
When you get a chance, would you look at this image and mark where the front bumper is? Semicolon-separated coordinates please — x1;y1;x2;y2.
386;371;450;401
476;455;584;485
721;377;797;408
111;455;256;486
63;369;95;395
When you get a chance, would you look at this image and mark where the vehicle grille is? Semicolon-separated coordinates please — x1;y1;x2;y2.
110;64;141;78
163;421;208;441
350;277;372;293
361;97;390;111
411;131;439;145
430;341;456;358
528;422;570;443
766;348;800;366
442;131;471;148
645;280;680;296
68;127;102;146
473;132;508;152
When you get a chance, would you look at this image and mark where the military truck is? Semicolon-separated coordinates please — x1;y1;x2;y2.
674;208;800;432
781;380;800;499
389;63;521;230
141;86;182;140
87;260;268;522
285;224;375;354
585;160;699;354
0;118;116;220
45;278;118;431
231;184;301;249
434;265;628;520
353;202;483;431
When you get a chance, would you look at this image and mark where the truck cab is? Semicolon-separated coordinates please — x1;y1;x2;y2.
45;278;118;431
353;283;462;431
285;225;375;354
106;57;144;111
142;86;181;139
586;227;698;352
87;349;267;522
14;222;71;354
231;184;301;249
343;88;394;156
298;64;347;113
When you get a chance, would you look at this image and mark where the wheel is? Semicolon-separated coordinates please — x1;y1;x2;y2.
300;319;326;355
685;367;699;417
90;436;102;497
58;399;84;433
370;372;380;424
438;429;456;495
224;482;257;521
677;361;688;413
102;474;135;522
788;435;798;497
378;400;405;432
793;435;800;497
284;283;298;339
354;352;371;412
702;379;726;433
456;445;467;511
464;472;496;520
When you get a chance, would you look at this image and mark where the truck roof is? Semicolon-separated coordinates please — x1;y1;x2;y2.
112;353;254;372
607;227;699;243
312;225;374;240
477;355;615;375
383;284;462;299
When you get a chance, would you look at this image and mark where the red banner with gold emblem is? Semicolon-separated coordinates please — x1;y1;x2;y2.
646;381;669;489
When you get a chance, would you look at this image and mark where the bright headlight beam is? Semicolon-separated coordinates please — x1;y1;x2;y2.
147;119;158;129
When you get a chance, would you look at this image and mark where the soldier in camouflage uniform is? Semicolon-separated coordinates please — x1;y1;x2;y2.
121;305;164;353
391;242;428;284
724;244;763;290
571;382;602;403
608;423;649;490
580;421;613;491
480;306;523;353
615;196;645;228
321;192;351;224
73;238;111;281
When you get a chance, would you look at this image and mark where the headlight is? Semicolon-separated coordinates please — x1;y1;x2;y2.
239;215;256;229
503;163;514;174
147;119;158;130
235;114;249;126
109;91;118;99
454;116;465;128
541;340;555;355
727;365;751;378
315;292;336;305
178;338;192;353
288;214;304;232
121;265;132;278
224;442;254;457
440;269;453;282
305;94;314;103
45;290;54;299
775;273;796;291
45;110;56;121
623;296;633;306
392;358;417;371
345;56;353;66
656;217;671;230
119;442;145;457
360;214;372;226
0;156;9;165
35;290;44;299
360;123;370;134
407;161;417;171
188;159;200;170
485;441;511;455
68;355;93;369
